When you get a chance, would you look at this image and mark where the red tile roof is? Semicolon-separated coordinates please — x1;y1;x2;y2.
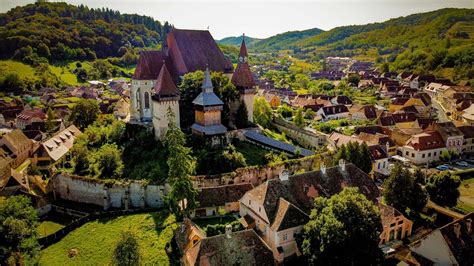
133;51;166;80
405;131;445;151
153;64;178;97
168;29;233;75
232;62;255;88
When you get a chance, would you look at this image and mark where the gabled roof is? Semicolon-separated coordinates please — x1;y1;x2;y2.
174;219;206;254
320;105;349;115
196;183;253;208
270;198;309;231
133;51;166;80
185;229;274;266
288;163;381;212
153;64;178;97
332;95;353;105
435;122;463;141
368;145;388;160
168;29;233;75
0;129;32;153
41;125;81;162
405;131;445;151
458;125;474;139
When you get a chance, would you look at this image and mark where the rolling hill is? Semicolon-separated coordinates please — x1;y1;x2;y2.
218;36;261;47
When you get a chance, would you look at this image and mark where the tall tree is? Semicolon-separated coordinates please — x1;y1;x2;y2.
293;107;305;128
253;96;272;128
235;101;249;129
94;143;124;179
383;164;428;215
426;171;461;207
334;142;372;174
113;230;140;266
69;99;100;129
0;196;40;264
302;188;383;265
164;107;197;218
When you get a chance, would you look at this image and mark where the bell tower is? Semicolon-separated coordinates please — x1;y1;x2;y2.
231;36;256;122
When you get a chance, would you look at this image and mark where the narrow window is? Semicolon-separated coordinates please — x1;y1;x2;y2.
144;92;150;109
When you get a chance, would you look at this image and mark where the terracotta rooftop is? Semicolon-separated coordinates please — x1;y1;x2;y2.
405;131;445;151
153;64;178;98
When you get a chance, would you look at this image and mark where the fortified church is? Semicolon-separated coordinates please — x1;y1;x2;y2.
130;28;255;141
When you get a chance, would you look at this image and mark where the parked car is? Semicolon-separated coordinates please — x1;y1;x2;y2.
455;161;469;167
436;165;450;171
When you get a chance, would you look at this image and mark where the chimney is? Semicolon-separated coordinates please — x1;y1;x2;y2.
225;224;232;239
467;218;472;234
339;159;346;172
453;223;461;239
320;163;327;175
279;170;289;181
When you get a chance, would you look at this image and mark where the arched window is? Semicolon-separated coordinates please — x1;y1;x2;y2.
144;92;150;109
135;91;140;109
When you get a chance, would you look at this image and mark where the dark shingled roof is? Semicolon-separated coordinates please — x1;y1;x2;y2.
244;131;314;157
288;163;381;213
270;198;309;231
231;39;255;88
332;95;353;105
438;212;474;265
458;125;474;139
133;51;167;80
185;229;274;266
196;183;253;208
320;105;349;115
168;29;233;75
191;123;227;136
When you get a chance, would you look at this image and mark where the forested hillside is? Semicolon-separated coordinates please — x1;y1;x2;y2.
0;2;170;64
218;36;261;47
252;28;324;51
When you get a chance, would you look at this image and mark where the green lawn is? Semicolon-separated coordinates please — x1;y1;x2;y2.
192;215;237;229
49;65;80;85
235;141;270;166
0;60;37;79
456;178;474;213
39;211;178;265
37;221;66;238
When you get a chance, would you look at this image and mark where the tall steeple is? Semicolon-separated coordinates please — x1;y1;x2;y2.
238;34;248;63
202;67;214;93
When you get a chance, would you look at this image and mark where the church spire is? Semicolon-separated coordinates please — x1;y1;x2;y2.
161;27;169;56
239;35;248;63
202;67;213;93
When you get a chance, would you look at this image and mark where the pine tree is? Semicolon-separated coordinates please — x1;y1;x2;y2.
164;107;197;218
235;101;249;129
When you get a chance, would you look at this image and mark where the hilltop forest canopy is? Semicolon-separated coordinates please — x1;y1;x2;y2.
0;2;171;62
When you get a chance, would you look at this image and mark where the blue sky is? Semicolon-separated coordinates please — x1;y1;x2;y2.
2;0;473;39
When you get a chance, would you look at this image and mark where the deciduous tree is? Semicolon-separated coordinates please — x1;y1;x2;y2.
113;230;140;266
302;188;383;265
70;99;100;129
0;196;40;264
426;171;461;207
253;96;272;128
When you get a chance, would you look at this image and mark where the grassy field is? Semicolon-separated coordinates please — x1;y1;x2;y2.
0;60;37;79
39;211;178;265
37;221;66;238
235;141;270;166
456;178;474;213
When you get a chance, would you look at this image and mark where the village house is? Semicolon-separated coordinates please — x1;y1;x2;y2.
409;212;473;265
316;105;349;121
369;144;390;177
437;87;474;115
410;74;436;89
460;103;474;125
458;126;474;156
330;95;353;106
0;129;34;169
263;91;282;109
350;104;379;120
32;125;81;171
0;148;13;181
174;218;207;256
16;109;46;130
378;202;413;245
190;183;253;218
239;176;309;261
399;131;446;165
180;227;275;266
433;122;464;154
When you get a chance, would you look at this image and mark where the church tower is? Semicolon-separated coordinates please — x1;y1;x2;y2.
231;37;256;122
152;63;180;139
191;68;227;145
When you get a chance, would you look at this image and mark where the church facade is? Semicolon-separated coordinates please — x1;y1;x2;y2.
131;28;255;139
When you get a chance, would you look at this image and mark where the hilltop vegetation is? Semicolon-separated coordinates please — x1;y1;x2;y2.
0;2;169;63
218;35;261;47
254;28;324;51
